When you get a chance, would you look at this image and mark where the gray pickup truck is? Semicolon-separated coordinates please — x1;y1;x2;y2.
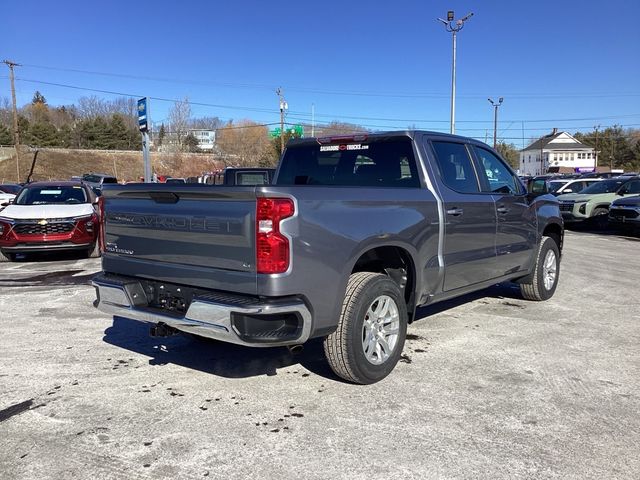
93;131;563;384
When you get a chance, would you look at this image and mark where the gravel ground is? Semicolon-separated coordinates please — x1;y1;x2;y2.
0;230;639;480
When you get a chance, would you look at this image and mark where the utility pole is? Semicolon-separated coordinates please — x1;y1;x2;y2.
437;11;474;135
276;88;288;153
488;97;503;149
3;59;21;182
311;103;315;137
593;124;600;169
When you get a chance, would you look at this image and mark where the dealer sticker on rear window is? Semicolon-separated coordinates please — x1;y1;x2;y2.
320;144;369;152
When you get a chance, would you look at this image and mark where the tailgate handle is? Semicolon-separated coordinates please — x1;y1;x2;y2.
149;192;180;204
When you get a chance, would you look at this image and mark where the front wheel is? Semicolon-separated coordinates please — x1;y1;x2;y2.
520;236;560;301
591;207;609;230
323;272;408;384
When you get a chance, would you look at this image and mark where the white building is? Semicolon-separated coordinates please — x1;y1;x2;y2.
188;129;216;151
519;129;595;176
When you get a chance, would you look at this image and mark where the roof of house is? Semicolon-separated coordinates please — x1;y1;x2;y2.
522;131;593;152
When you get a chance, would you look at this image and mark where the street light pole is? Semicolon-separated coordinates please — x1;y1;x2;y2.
437;11;474;135
488;97;504;149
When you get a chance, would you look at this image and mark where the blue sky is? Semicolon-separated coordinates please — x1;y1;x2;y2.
2;0;639;148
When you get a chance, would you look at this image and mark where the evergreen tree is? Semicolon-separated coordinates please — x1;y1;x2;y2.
29;122;60;147
32;91;47;105
158;124;166;147
107;114;130;149
0;124;12;145
183;133;200;152
57;124;73;148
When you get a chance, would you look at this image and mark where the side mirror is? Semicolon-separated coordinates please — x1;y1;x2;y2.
528;179;548;195
617;190;626;196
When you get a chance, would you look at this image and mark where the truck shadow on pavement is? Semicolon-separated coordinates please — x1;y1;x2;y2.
103;316;338;381
103;283;523;381
414;282;524;320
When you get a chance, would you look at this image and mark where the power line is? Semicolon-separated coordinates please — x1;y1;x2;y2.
11;76;640;132
18;63;640;100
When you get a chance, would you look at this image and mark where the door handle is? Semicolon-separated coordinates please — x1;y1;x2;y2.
446;207;464;216
497;206;509;215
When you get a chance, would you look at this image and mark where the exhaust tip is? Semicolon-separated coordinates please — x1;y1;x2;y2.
287;344;304;355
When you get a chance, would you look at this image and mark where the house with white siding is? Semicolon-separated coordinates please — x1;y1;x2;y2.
519;129;595;176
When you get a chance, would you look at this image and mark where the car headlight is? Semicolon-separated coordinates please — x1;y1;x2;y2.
0;217;12;235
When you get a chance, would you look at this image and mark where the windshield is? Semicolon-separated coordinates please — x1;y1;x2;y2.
15;185;88;205
549;180;569;192
580;179;626;194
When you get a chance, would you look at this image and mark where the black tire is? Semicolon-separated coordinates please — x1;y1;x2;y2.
591;207;609;231
0;250;14;262
87;242;101;258
323;272;408;384
520;236;560;301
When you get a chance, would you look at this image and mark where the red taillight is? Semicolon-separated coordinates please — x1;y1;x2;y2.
97;196;105;253
256;197;294;274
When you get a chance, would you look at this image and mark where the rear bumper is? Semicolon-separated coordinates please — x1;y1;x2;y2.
92;274;313;347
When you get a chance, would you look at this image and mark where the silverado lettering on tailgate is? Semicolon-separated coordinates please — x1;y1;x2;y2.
107;213;242;234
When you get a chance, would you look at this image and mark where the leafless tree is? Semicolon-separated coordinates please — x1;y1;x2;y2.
169;97;191;149
217;120;272;167
314;121;368;136
190;116;224;130
77;96;109;119
0;97;12;127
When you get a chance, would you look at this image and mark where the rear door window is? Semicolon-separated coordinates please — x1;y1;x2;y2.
431;141;480;193
276;139;420;187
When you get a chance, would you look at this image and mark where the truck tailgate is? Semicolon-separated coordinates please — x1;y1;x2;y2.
100;184;258;294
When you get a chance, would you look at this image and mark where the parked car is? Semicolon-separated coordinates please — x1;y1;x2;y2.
165;177;187;184
82;173;118;193
0;184;22;195
0;190;16;211
93;131;563;384
548;178;601;196
557;176;640;229
0;181;101;262
608;195;640;232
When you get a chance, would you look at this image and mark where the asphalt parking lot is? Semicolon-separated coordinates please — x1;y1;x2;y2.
1;230;639;480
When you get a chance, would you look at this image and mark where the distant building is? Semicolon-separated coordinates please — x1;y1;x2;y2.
188;129;216;151
154;128;217;152
519;128;595;176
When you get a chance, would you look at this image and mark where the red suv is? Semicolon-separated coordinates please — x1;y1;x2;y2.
0;181;100;262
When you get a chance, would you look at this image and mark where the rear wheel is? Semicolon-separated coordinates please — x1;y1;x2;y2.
520;236;560;301
323;272;408;384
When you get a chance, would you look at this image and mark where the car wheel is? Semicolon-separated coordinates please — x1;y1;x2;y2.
520;236;560;301
0;250;15;262
323;272;408;384
591;207;609;230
